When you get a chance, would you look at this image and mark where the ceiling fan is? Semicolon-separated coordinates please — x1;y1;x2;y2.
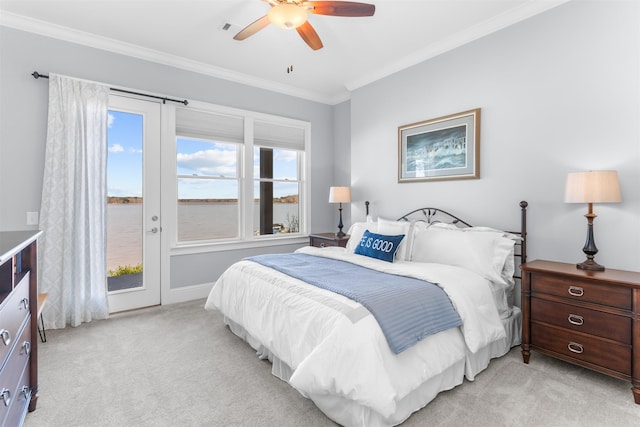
234;0;376;51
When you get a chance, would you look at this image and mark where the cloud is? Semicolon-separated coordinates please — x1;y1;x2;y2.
274;150;298;162
109;144;124;153
177;149;237;176
178;178;237;199
107;186;141;197
108;113;115;128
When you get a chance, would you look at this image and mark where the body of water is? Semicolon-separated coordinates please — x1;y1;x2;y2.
107;204;143;272
107;202;299;270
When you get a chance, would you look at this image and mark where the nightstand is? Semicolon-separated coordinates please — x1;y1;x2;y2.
309;233;349;248
520;259;640;404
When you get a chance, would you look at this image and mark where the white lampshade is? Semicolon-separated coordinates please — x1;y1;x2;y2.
328;186;351;204
564;170;622;203
268;3;307;29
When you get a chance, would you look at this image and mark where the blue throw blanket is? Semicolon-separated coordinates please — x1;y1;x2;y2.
247;253;462;354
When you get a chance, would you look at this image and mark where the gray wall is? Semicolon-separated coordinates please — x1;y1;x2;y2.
1;0;638;297
0;26;336;289
350;0;640;272
332;100;352;227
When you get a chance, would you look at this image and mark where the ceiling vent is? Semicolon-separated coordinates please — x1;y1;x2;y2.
219;21;243;36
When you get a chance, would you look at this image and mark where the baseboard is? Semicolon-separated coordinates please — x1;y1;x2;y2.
162;281;214;304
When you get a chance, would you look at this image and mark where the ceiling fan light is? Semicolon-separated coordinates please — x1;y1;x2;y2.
268;3;307;29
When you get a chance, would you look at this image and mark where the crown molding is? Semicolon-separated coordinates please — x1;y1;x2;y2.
1;1;570;105
0;11;346;105
344;0;571;91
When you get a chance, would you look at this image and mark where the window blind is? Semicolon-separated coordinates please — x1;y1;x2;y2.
254;120;305;150
176;107;244;144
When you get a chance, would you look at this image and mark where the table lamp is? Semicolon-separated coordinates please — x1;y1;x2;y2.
564;170;622;271
328;186;351;237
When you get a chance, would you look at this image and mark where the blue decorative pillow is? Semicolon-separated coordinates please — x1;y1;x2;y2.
354;230;405;263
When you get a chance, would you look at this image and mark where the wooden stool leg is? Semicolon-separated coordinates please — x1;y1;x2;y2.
37;293;48;343
38;313;46;343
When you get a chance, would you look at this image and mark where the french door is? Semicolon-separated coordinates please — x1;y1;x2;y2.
106;95;161;313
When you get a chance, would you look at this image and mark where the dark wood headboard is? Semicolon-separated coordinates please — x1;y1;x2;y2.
393;200;528;280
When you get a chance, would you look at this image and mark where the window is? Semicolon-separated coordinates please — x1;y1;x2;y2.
253;120;305;237
176;138;240;241
254;147;301;235
175;105;308;245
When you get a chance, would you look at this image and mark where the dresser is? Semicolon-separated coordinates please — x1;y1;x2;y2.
520;259;640;404
0;231;42;426
309;233;349;248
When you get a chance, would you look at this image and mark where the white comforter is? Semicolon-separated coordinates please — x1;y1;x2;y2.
205;246;505;420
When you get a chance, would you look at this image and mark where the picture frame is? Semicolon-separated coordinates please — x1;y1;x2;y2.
398;108;480;182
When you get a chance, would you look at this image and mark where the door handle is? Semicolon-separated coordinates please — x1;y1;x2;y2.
0;329;10;347
0;388;10;407
149;227;159;233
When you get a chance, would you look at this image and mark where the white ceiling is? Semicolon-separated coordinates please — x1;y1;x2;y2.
0;0;569;104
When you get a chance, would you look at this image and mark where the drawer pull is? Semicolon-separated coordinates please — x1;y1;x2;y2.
21;386;30;400
568;286;584;297
0;389;10;407
22;340;31;356
20;297;29;310
0;329;10;347
568;341;584;354
567;314;584;326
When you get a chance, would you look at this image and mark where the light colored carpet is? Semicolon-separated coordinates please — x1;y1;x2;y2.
24;299;640;426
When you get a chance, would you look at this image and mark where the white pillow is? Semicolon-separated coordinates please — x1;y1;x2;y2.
430;222;522;241
426;222;520;284
420;222;516;317
463;226;520;284
501;247;516;285
411;226;515;285
377;217;412;261
345;222;378;253
489;279;513;319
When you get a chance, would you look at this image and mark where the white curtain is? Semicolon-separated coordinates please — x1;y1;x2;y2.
39;74;111;329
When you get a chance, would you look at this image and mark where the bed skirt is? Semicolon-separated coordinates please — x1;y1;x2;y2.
222;307;521;427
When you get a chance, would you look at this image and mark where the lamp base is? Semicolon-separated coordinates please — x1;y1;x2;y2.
577;259;605;271
576;205;605;271
335;203;345;239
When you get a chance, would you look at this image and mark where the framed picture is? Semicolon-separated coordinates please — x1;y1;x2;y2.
398;108;480;182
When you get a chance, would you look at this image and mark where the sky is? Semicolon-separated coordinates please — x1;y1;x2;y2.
107;110;143;197
107;110;299;199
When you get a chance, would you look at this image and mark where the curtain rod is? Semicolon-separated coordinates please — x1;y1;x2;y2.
31;71;188;105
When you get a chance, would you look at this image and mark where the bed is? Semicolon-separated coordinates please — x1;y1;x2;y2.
205;201;528;426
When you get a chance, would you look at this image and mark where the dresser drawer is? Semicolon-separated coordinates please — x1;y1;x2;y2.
531;272;631;310
309;234;349;248
0;317;31;426
531;298;631;344
531;323;631;375
310;236;339;248
3;366;30;427
0;272;30;368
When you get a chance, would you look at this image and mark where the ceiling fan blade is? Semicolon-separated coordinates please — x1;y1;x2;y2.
233;15;271;41
296;21;323;50
305;1;375;17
